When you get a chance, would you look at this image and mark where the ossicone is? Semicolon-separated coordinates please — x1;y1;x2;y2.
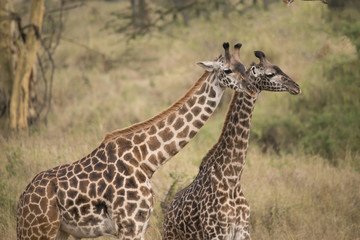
223;42;230;49
254;51;266;59
234;43;242;59
223;42;231;63
234;43;242;49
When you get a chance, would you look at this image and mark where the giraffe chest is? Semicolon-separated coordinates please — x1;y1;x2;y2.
167;176;249;239
200;193;250;239
202;180;250;224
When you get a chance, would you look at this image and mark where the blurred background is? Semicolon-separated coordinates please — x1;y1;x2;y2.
0;0;359;239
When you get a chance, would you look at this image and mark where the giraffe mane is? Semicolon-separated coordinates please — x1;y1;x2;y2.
102;71;211;142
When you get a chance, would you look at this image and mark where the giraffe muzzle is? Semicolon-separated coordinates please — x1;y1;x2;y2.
283;77;301;95
288;83;301;95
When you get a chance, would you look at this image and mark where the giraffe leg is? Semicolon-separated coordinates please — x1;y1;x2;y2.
138;208;153;240
117;218;147;240
33;197;61;240
116;207;152;240
203;219;234;240
233;225;251;240
162;225;179;240
162;217;181;240
18;205;61;240
233;231;251;240
17;178;61;240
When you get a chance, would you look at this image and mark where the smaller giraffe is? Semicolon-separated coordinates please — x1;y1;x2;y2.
16;43;257;240
162;48;301;240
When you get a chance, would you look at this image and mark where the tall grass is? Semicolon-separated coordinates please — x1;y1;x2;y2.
0;1;359;239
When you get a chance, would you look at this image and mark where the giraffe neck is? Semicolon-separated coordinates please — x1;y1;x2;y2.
201;91;256;188
104;71;228;178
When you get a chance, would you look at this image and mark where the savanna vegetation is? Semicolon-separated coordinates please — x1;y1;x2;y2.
0;0;359;239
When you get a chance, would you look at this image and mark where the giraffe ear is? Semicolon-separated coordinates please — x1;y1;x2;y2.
197;61;217;72
251;65;260;77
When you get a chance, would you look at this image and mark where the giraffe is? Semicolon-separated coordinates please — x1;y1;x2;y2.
282;0;328;5
162;49;301;240
16;43;257;240
282;0;295;5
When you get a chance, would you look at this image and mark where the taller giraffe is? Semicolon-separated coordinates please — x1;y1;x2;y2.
16;43;256;240
162;49;301;240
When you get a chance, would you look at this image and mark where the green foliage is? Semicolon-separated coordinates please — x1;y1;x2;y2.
254;58;360;167
252;8;360;167
107;0;269;40
329;6;360;54
307;59;359;162
297;58;358;166
342;20;360;53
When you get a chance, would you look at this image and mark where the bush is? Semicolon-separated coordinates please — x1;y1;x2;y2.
252;7;360;167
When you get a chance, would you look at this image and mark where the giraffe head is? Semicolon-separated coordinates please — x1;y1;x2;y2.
197;42;257;97
249;50;301;95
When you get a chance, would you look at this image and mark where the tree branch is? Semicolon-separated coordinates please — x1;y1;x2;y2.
45;1;85;15
60;36;107;58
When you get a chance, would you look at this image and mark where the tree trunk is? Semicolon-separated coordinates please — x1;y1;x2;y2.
9;0;44;130
130;0;150;31
138;0;149;29
0;0;14;118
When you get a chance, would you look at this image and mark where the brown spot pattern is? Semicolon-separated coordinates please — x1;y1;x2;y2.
173;118;184;130
147;136;161;151
159;127;174;142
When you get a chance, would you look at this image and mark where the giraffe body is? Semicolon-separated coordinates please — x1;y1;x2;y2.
162;50;301;240
17;44;256;240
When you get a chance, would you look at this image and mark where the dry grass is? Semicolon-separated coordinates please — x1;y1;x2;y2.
0;1;359;239
148;148;360;240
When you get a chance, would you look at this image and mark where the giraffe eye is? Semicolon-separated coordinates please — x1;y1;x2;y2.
224;69;232;74
266;73;275;78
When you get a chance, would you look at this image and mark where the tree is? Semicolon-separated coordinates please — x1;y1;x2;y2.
8;0;44;130
130;0;150;33
0;0;82;131
0;0;14;118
